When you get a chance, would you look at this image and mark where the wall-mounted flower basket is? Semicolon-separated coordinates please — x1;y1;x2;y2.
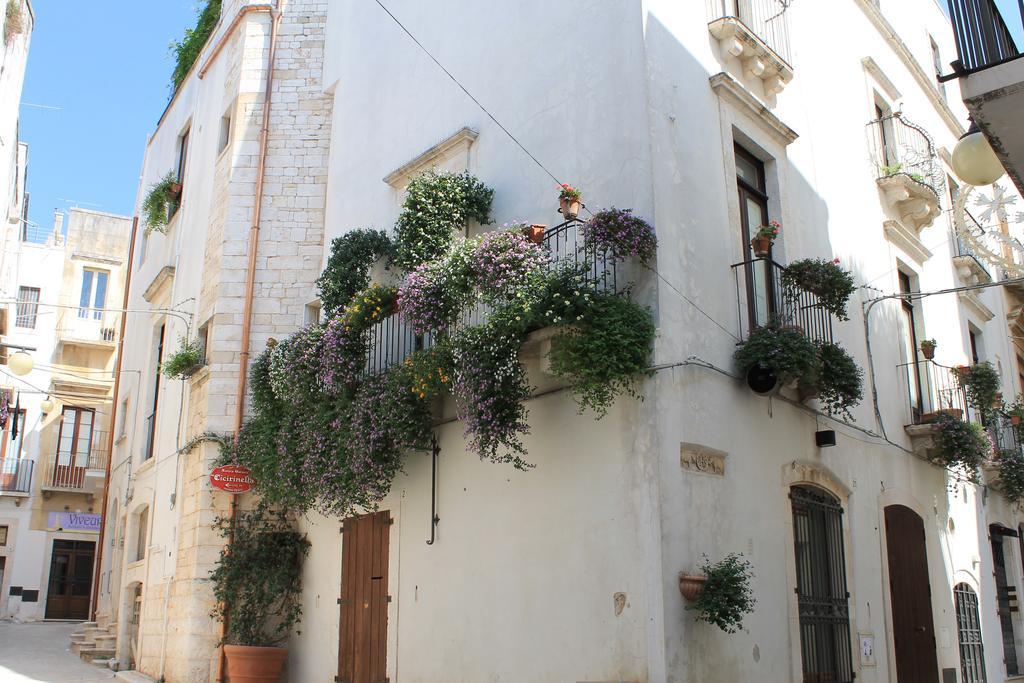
679;573;707;602
169;181;183;197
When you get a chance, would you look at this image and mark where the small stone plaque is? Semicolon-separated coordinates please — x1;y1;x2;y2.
680;444;726;476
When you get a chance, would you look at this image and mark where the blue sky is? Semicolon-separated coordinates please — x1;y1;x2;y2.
19;1;197;235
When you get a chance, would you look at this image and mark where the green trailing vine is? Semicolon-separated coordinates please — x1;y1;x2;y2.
691;554;756;634
394;170;494;269
734;325;821;387
816;342;863;417
929;411;990;482
171;0;222;92
142;171;180;234
955;362;1001;415
160;337;205;380
317;229;397;317
210;504;309;647
780;258;856;321
994;448;1024;506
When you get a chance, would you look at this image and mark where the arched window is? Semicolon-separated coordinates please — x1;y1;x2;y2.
790;485;854;682
954;583;987;682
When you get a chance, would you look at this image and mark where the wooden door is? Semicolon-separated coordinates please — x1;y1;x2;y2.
885;505;939;682
338;510;390;683
45;540;95;619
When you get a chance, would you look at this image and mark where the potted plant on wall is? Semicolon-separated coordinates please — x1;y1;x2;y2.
681;554;756;634
160;337;205;380
142;171;181;235
779;257;856;321
211;505;310;683
919;339;937;360
734;325;820;396
558;184;582;219
750;221;780;257
955;362;1001;416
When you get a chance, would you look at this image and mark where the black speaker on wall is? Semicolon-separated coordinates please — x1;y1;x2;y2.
815;430;837;448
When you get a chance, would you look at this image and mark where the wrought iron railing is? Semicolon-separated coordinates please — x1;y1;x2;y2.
947;0;1023;74
866;113;945;200
730;257;835;344
362;219;619;377
706;0;792;63
988;410;1022;455
897;359;969;425
0;459;33;493
951;217;993;280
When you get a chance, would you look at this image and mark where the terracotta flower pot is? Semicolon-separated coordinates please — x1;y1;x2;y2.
224;644;288;683
750;236;772;257
920;408;964;424
920;344;935;360
1012;415;1021;426
523;224;546;244
560;196;581;220
678;573;707;602
169;181;183;197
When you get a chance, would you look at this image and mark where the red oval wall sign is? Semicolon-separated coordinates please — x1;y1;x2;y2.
210;465;255;493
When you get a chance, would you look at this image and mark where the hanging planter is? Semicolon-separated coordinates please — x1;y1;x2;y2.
558;184;582;220
169;181;183;197
679;573;707;602
750;221;780;258
920;339;936;360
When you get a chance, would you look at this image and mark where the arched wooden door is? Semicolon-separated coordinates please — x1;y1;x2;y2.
884;504;939;681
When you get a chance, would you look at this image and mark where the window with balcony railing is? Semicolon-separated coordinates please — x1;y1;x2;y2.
706;0;792;63
866;113;945;200
52;407;95;489
947;0;1023;74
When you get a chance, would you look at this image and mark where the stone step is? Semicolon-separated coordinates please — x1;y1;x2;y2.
79;647;116;663
69;633;89;644
116;671;158;683
94;635;117;648
82;626;105;639
71;641;90;655
78;621;98;629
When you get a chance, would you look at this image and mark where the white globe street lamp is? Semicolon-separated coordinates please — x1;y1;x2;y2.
952;121;1005;187
8;351;33;376
40;397;54;413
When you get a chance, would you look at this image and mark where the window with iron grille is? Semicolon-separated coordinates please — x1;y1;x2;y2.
790;485;855;683
955;583;988;683
15;286;39;328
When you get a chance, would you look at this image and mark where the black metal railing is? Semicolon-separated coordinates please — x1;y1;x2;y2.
988;410;1022;455
0;460;33;493
951;219;993;281
706;0;792;63
362;219;620;377
948;0;1023;74
898;359;970;424
730;257;835;344
866;113;945;200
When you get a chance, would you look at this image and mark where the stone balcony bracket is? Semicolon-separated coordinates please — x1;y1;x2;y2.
708;17;793;95
953;255;993;287
904;423;938;458
876;174;941;232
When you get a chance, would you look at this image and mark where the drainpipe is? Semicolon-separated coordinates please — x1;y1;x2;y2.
218;4;282;682
90;215;139;621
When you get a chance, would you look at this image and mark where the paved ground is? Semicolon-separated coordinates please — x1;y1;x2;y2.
0;621;115;682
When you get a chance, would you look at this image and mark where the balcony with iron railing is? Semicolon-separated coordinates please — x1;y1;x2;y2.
0;459;33;496
867;113;944;235
947;0;1023;74
55;308;119;351
729;257;835;345
363;219;620;378
706;0;793;95
39;430;110;499
951;213;994;285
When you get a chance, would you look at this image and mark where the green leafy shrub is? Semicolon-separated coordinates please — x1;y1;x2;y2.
394;170;493;269
781;258;856;321
142;171;180;234
210;504;309;647
816;342;863;417
955;362;1001;415
171;0;221;92
160;337;204;379
930;411;991;481
691;554;756;634
317;229;396;317
549;293;655;416
734;325;821;387
994;448;1024;505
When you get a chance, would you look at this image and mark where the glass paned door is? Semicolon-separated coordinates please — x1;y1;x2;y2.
53;408;94;488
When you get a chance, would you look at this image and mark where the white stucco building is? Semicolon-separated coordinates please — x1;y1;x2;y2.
96;1;1024;682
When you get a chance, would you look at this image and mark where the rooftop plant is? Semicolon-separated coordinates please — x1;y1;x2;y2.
171;0;222;92
781;258;856;321
210;504;309;647
317;229;396;317
142;171;180;235
394;170;493;270
690;554;756;634
160;337;204;380
582;208;658;263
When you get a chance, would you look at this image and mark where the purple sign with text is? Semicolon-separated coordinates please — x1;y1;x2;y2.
47;512;101;533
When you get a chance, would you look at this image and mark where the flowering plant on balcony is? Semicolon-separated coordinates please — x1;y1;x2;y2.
930;411;990;482
582;208;658;263
734;325;821;387
471;228;550;306
394;170;494;270
994;448;1024;505
816;342;864;417
160;337;205;380
954;361;1001;415
267;327;325;405
558;184;582;201
780;258;856;321
398;239;477;334
316;229;396;317
753;221;780;242
689;554;756;634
